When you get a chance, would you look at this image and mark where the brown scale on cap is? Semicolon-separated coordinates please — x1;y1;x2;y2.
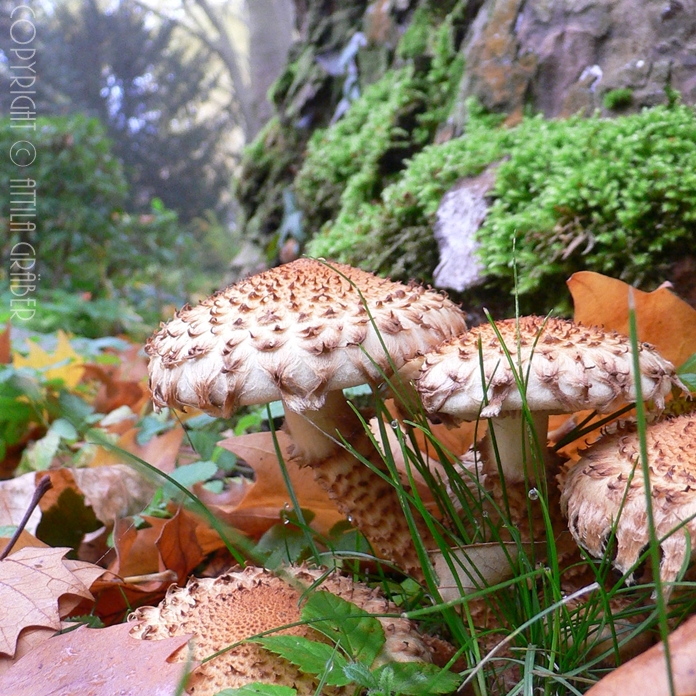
146;258;467;415
145;259;468;579
415;315;684;484
561;412;696;593
128;565;438;695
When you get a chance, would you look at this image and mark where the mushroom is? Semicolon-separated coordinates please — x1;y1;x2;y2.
415;316;682;485
560;412;696;592
145;258;468;577
129;564;440;695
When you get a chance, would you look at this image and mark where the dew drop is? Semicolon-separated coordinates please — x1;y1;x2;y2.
390;419;399;429
482;511;489;518
347;515;354;523
528;488;539;501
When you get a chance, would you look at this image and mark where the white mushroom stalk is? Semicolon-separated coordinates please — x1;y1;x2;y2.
416;316;684;484
145;258;468;579
561;412;696;594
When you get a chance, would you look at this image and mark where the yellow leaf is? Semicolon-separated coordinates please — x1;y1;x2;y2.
13;331;84;388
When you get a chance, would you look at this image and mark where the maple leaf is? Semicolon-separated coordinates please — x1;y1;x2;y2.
0;622;193;696
568;271;696;368
0;546;103;658
13;330;85;388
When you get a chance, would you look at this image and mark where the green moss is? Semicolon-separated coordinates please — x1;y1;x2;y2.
397;6;431;60
306;101;696;314
603;88;634;111
301;5;465;259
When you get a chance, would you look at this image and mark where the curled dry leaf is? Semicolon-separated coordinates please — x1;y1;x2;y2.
90;507;221;626
208;431;344;537
568;271;696;368
0;473;44;535
0;546;104;665
0;622;193;696
585;614;696;696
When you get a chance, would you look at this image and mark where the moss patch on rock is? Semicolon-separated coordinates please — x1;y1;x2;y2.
307;99;696;314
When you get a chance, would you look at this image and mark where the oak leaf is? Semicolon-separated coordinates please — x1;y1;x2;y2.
0;622;193;696
0;546;102;658
568;271;696;368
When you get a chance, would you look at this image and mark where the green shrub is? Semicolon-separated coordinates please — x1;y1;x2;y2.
0;115;188;299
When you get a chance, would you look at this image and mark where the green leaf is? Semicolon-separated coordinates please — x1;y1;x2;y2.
677;352;696;392
214;684;297;696
372;662;463;695
163;459;218;498
254;636;350;687
301;591;385;666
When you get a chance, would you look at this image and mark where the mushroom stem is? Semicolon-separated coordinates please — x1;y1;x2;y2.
481;412;550;484
282;391;434;580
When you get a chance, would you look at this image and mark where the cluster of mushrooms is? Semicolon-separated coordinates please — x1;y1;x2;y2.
137;258;694;692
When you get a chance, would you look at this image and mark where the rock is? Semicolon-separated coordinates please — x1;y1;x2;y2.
432;166;497;293
458;0;696;121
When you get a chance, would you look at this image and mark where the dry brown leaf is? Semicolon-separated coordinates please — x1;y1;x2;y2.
385;399;483;458
585;614;696;696
71;464;158;525
0;622;193;696
0;473;43;534
89;426;183;474
209;431;343;537
0;322;10;364
82;363;147;414
0;546;97;658
568;271;696;368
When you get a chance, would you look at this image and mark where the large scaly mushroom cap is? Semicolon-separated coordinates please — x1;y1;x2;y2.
146;258;467;415
560;412;696;588
128;565;436;695
417;315;681;421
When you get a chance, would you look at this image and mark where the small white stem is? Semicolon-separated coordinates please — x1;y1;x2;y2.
481;411;549;483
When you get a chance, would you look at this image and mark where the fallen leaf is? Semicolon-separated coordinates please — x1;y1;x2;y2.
209;431;343;538
0;322;10;364
13;330;85;388
0;546;97;658
89;426;183;474
36;470;101;551
0;473;44;535
82;363;147;414
0;622;193;696
71;464;158;525
585;614;696;696
568;271;696;368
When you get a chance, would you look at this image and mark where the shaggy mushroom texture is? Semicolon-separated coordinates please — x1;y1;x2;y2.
416;316;683;484
146;259;468;578
561;412;696;591
129;565;437;695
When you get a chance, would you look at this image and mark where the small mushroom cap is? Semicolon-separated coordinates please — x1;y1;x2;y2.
560;412;696;586
146;259;467;415
416;315;682;421
128;565;434;695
